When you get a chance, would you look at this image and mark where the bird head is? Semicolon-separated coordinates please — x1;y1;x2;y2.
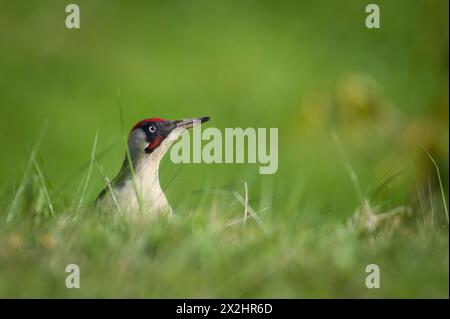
127;116;210;161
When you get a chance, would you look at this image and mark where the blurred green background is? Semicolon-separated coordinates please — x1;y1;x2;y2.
0;0;448;298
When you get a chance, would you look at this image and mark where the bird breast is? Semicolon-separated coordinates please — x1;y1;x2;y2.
98;156;172;217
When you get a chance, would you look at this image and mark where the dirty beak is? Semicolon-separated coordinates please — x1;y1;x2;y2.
172;117;210;130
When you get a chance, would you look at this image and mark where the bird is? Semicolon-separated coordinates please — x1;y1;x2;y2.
96;116;210;217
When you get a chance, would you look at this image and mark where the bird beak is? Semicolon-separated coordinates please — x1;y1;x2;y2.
172;117;210;130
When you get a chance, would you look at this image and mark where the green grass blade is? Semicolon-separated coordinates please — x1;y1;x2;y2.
32;157;55;217
76;130;99;214
6;119;48;222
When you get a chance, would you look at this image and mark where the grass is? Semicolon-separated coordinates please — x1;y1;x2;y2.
0;0;448;298
420;143;449;223
0;128;447;298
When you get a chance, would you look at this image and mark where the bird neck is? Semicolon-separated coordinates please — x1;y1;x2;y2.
113;146;172;214
117;152;162;192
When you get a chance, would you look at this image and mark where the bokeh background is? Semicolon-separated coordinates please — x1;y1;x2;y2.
0;0;448;297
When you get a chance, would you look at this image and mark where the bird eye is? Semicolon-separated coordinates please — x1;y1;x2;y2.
149;125;156;133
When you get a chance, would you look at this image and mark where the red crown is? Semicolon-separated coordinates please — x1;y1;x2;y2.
130;117;166;132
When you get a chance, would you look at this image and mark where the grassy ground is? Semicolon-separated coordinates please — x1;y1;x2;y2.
0;0;448;298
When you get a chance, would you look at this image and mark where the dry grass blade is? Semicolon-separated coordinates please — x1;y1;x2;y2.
419;143;448;224
232;184;268;233
225;207;269;228
244;181;248;225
